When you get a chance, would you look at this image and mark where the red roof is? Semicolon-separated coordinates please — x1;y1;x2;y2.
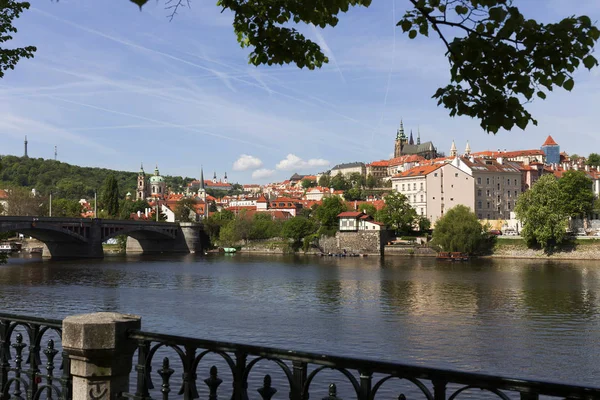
0;189;7;200
542;135;558;146
394;164;443;178
338;211;363;218
257;195;268;203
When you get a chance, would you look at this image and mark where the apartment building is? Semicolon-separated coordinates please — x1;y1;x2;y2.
390;163;474;226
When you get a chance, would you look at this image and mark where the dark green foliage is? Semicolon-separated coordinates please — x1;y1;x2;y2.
51;198;82;217
282;217;316;250
586;153;600;167
119;199;151;220
301;178;316;189
376;192;417;234
330;173;349;191
417;215;431;232
101;175;120;218
3;186;44;216
558;170;594;217
313;196;347;236
515;175;567;250
1;1;36;78
344;186;365;201
318;174;331;188
249;212;282;240
0;156;193;199
432;205;488;254
358;203;377;217
365;174;377;189
209;200;218;212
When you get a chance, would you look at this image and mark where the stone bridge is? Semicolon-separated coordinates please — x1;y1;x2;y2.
0;217;208;259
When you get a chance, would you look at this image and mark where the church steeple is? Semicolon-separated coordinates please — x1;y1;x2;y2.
409;130;414;146
465;141;471;156
396;119;406;140
224;172;228;184
213;171;217;184
199;167;205;189
417;127;421;145
450;140;457;157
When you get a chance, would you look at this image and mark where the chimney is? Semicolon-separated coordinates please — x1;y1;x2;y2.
497;157;504;165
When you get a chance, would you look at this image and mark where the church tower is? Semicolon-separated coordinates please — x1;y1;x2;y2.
409;130;414;146
150;165;166;199
465;141;471;156
136;163;147;200
198;167;206;201
450;140;457;158
394;120;408;158
223;172;228;184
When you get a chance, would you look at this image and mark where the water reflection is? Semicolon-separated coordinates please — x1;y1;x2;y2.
1;254;600;386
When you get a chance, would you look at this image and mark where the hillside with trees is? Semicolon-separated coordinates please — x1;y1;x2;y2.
0;155;194;199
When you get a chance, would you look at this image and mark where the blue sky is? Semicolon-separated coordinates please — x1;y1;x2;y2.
2;0;600;184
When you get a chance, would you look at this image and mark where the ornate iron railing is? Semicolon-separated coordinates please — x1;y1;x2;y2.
0;313;71;400
122;330;600;400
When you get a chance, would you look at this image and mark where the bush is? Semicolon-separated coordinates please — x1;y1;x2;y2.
432;205;491;254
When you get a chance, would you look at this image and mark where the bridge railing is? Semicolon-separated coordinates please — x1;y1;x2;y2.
3;312;600;400
0;313;71;400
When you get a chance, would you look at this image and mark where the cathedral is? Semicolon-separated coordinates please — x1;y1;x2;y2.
136;164;167;201
393;121;438;160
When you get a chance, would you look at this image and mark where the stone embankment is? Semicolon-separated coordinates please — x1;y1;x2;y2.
488;241;600;260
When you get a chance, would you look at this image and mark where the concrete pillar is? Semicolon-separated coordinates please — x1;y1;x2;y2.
62;312;141;400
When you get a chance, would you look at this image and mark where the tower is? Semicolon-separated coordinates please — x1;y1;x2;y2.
465;141;471;156
24;136;28;158
213;172;217;184
409;130;414;146
223;172;228;184
136;163;147;200
541;135;560;165
198;167;206;201
450;140;457;158
394;120;408;158
150;165;166;199
417;127;421;145
54;145;57;161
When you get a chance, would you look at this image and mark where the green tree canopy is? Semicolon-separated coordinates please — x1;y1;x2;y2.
301;178;316;189
515;174;568;250
174;197;198;222
119;199;151;220
586;153;600;167
558;170;594;217
101;174;120;218
282;217;316;250
313;195;347;236
358;203;377;218
376;192;417;234
432;205;486;254
365;174;377;189
4;186;43;216
330;173;349;191
51;198;82;217
317;174;331;188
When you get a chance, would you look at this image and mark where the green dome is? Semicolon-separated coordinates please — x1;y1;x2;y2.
150;175;164;183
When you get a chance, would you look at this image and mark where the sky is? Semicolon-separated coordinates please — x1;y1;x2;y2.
2;0;600;184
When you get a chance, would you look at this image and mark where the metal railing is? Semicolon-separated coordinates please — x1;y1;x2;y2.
0;313;71;400
122;330;600;400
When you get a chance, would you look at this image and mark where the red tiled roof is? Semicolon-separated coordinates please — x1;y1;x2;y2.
338;211;363;218
0;189;8;200
367;160;390;167
542;135;558;146
388;155;426;167
394;164;443;178
257;195;268;203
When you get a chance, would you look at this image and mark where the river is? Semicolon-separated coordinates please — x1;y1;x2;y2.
1;253;599;391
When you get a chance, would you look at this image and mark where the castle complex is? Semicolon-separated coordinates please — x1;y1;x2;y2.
393;121;438;160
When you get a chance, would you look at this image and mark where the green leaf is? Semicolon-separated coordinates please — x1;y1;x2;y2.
408;30;417;39
400;20;412;32
563;78;575;91
583;55;597;69
537;91;546;99
455;5;468;15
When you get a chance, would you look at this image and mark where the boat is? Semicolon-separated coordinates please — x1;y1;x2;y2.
223;247;237;254
0;242;21;253
437;252;469;261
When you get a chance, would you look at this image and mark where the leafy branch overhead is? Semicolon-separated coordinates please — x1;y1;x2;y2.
127;0;600;133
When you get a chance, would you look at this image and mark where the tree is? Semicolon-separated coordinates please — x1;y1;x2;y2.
101;175;120;218
417;216;431;232
249;212;281;240
570;154;580;160
558;170;594;218
301;178;316;189
126;0;600;133
587;153;600;167
174;197;197;222
366;174;377;189
318;174;331;188
51;198;82;217
358;203;377;218
208;200;218;212
515;174;568;250
330;173;349;191
1;1;36;79
282;217;316;250
120;199;151;220
376;193;417;234
348;172;365;188
432;205;488;254
344;186;365;202
4;186;42;216
313;195;346;236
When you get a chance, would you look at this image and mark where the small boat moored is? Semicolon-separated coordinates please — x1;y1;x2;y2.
436;251;469;261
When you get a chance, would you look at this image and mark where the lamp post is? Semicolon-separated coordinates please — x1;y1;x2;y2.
94;191;97;218
49;191;52;217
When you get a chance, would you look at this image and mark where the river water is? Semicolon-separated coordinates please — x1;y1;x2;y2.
1;253;599;392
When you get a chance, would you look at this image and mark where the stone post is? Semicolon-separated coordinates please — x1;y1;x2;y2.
62;312;141;400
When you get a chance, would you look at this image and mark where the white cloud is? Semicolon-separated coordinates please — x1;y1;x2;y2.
252;169;275;179
233;154;263;171
275;154;330;171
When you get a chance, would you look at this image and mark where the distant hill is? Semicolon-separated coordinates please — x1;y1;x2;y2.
0;155;195;200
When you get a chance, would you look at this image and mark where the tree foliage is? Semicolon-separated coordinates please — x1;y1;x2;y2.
313;195;347;236
3;186;43;216
558;170;594;218
101;175;120;218
515;174;568;250
317;174;331;188
432;205;487;253
301;178;316;189
51;198;82;217
376;192;417;234
1;1;36;79
174;197;197;222
119;199;151;219
282;216;316;250
586;153;600;167
123;0;600;133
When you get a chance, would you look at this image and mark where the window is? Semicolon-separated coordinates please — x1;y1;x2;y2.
434;173;438;177
450;198;454;201
152;187;156;193
514;190;518;197
487;202;490;209
420;182;424;190
507;178;510;185
420;208;424;215
497;183;500;190
402;184;405;191
477;201;482;208
477;177;481;184
514;179;518;185
478;189;482;196
487;214;490;219
342;220;347;227
413;183;417;190
486;178;490;184
486;189;490;196
497;206;500;212
413;195;416;202
395;185;399;191
508;202;512;210
455;173;459;177
508;191;511;198
420;195;424;202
